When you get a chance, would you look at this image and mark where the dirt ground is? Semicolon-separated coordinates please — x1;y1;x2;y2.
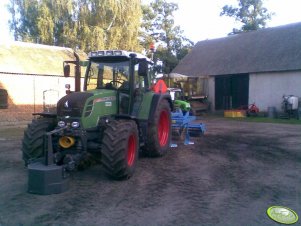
0;117;301;226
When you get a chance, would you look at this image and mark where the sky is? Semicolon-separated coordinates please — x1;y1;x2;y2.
170;0;301;43
0;0;301;44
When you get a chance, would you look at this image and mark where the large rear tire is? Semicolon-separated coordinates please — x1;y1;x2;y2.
101;120;139;179
143;99;171;157
22;117;55;165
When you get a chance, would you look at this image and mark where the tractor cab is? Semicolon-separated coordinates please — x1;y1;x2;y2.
83;50;152;116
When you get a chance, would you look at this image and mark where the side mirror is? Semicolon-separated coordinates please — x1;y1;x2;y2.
154;64;163;73
138;60;148;76
64;64;70;77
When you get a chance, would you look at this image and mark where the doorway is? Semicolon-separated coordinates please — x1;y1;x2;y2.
215;74;249;110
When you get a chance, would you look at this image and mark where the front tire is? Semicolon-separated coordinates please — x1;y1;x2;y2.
143;99;171;157
101;120;139;179
22;117;55;165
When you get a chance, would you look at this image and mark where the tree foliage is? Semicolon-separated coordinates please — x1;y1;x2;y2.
220;0;273;34
8;0;142;52
8;0;193;71
141;0;194;74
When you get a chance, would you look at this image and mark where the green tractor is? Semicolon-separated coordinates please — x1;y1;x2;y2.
168;88;191;113
22;50;172;194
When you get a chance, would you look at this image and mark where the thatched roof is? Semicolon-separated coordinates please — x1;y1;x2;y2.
0;41;87;75
173;22;301;77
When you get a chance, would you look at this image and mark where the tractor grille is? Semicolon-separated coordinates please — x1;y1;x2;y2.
57;92;93;117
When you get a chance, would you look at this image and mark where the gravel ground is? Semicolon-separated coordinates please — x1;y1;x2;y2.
0;117;300;226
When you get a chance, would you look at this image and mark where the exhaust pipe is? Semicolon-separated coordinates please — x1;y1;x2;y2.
59;136;75;148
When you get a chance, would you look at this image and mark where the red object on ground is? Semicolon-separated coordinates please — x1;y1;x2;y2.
248;103;259;114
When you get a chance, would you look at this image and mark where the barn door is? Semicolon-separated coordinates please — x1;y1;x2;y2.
215;74;249;110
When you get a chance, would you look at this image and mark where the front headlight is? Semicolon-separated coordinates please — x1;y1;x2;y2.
71;121;80;128
58;121;66;128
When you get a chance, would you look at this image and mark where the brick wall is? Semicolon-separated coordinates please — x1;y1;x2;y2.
0;72;84;126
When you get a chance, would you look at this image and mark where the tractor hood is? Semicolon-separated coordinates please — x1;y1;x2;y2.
57;90;118;129
57;92;93;117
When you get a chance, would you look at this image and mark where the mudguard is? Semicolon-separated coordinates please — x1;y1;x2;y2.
148;93;173;122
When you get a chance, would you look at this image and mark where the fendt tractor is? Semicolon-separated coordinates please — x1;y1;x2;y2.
22;50;172;195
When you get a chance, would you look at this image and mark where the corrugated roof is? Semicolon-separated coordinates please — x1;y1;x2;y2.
172;22;301;76
0;41;87;75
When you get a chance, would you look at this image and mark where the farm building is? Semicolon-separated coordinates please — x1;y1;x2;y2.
172;22;301;113
0;41;86;125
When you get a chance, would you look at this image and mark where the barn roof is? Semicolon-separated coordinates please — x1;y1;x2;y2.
0;41;87;75
172;22;301;77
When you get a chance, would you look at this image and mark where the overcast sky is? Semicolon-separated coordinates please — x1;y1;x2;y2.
167;0;301;43
1;0;301;44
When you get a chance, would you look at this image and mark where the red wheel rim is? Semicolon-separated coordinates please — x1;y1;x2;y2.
158;110;170;147
127;134;136;166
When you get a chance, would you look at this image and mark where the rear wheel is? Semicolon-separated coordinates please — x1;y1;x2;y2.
143;99;171;157
22;117;55;165
101;120;139;179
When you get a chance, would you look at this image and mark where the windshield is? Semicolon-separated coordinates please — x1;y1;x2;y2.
85;60;130;91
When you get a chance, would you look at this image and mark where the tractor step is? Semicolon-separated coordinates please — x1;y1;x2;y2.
28;162;69;195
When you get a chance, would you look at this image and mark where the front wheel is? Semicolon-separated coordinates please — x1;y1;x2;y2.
101;120;139;179
143;99;171;157
22;117;55;165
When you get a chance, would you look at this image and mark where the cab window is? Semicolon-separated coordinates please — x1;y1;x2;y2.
86;61;130;91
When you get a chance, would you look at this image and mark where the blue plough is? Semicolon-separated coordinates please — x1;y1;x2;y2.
170;109;206;147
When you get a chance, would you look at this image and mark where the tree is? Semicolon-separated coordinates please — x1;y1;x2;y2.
8;0;73;44
8;0;142;52
220;0;273;34
74;0;142;51
141;0;194;74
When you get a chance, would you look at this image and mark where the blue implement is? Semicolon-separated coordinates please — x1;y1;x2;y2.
171;109;206;146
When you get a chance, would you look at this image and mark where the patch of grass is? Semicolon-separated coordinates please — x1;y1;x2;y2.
226;116;301;125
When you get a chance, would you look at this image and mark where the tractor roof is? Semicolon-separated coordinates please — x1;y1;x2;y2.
88;50;152;63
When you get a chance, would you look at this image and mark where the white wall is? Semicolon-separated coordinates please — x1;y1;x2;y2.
208;76;215;111
249;71;301;112
0;73;85;105
0;73;85;125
